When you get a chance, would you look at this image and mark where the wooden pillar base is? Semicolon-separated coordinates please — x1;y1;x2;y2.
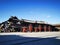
22;27;27;32
48;26;51;32
44;26;46;32
29;24;33;32
34;27;38;32
38;25;42;32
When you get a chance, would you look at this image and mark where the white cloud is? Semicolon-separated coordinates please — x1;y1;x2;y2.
46;15;51;18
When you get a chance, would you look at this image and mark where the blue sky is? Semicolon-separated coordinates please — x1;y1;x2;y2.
0;0;60;24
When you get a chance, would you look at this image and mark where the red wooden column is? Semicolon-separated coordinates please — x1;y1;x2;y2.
34;27;38;32
44;25;46;32
28;24;33;32
38;25;42;32
22;27;27;32
48;26;51;31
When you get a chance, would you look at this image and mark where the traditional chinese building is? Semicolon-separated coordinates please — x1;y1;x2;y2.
0;16;59;32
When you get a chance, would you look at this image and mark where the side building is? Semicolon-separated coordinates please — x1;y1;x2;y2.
0;16;59;32
53;24;60;31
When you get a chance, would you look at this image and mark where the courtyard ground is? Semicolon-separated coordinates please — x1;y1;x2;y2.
0;32;60;45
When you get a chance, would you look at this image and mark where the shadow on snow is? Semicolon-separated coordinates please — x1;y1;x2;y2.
0;35;60;45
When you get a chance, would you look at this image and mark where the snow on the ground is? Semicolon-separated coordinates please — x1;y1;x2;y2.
0;32;60;45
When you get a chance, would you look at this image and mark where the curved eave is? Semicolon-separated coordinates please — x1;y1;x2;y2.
21;20;53;26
